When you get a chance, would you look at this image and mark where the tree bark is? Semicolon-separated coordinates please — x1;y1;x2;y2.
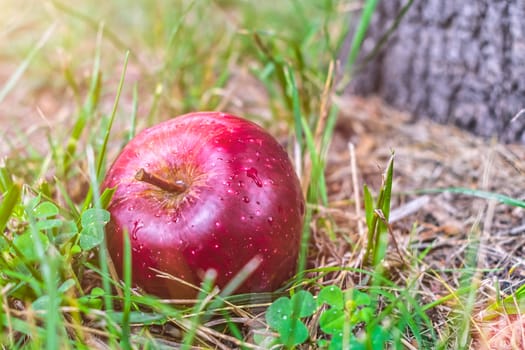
348;0;525;144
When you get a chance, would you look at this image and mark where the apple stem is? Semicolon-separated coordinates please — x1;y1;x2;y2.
135;168;187;193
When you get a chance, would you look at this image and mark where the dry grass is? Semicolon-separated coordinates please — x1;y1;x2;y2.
1;1;525;348
3;61;525;348
325;96;525;348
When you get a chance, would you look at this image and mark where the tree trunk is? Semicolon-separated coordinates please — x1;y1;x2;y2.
348;0;525;144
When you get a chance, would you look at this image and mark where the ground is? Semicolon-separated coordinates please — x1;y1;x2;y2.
2;63;525;348
330;96;525;348
1;1;525;348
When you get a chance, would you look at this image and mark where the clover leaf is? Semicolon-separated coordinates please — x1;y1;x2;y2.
318;285;344;310
266;290;316;347
79;208;110;250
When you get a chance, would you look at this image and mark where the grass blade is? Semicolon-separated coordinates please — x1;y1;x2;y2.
296;203;313;284
346;0;379;71
0;24;56;104
284;65;304;152
417;187;525;208
0;184;21;234
120;229;132;350
96;50;130;179
380;155;394;220
372;155;394;266
363;185;374;235
25;199;63;348
0;165;14;192
181;270;217;349
361;0;415;66
362;155;395;267
81;51;129;212
86;146;119;346
126;82;139;143
63;24;103;176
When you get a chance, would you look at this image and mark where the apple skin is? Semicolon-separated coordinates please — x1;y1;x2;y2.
102;112;305;299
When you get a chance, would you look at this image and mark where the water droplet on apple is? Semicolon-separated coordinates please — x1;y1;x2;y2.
227;188;234;194
128;206;135;212
190;249;196;256
242;196;250;203
267;216;273;224
131;220;143;240
246;167;263;187
215;221;221;227
240;216;246;221
255;210;261;216
238;180;244;187
214;244;219;249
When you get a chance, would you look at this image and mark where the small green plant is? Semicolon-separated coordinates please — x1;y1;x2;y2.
261;153;434;349
316;286;377;349
481;282;525;320
363;153;394;268
263;285;399;349
265;290;317;347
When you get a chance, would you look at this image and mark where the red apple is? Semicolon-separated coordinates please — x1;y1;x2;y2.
103;112;305;299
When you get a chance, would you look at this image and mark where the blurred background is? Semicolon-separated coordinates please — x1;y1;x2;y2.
0;0;353;156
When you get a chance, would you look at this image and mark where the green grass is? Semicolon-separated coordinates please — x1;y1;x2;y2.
1;0;524;349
